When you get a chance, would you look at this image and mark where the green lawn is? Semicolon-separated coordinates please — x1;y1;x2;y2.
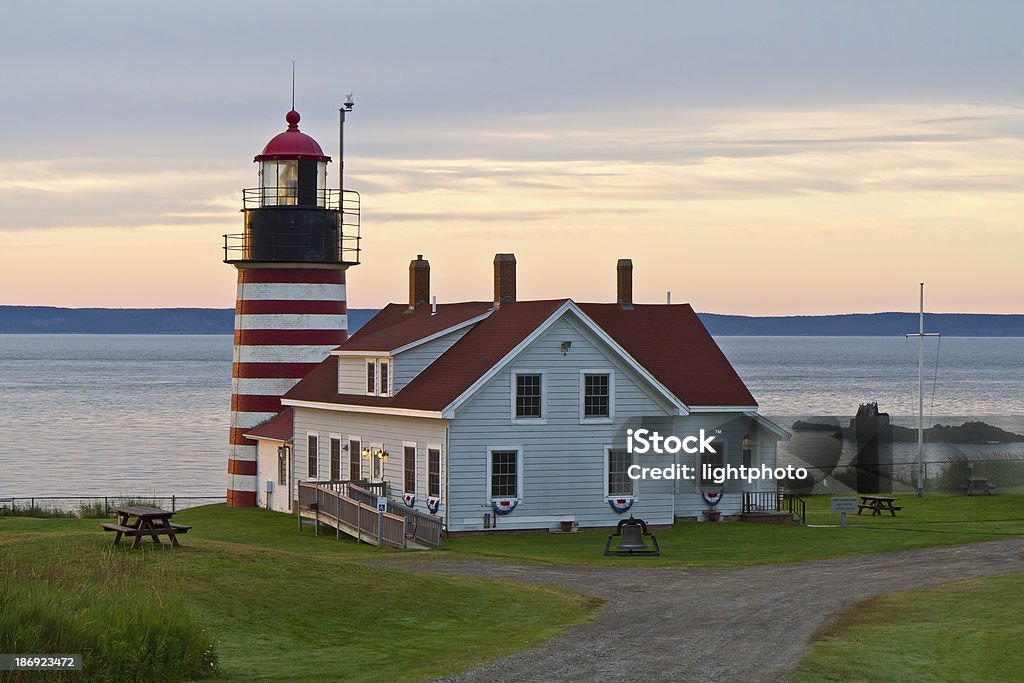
791;572;1024;682
0;506;599;682
436;493;1024;567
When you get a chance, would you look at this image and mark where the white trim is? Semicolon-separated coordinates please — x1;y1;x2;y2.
604;445;637;499
332;311;492;356
402;441;418;496
510;369;547;424
362;357;392;397
698;440;725;489
281;398;444;420
328;433;343;480
442;301;687;419
743;412;792;441
486;446;524;502
426;442;443;499
306;432;319;480
347;435;362;480
688;405;759;413
242;432;291;444
579;368;615;424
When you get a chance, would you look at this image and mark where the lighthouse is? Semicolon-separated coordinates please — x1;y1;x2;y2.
223;105;360;508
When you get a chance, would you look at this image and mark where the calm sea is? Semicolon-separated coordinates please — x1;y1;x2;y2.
1;334;1022;497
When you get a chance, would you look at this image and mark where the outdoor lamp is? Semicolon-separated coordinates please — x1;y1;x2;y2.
743;434;753;448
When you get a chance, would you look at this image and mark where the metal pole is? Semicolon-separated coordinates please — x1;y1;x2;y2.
338;106;346;198
917;283;925;498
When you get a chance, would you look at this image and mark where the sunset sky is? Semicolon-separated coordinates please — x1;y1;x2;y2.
2;1;1022;314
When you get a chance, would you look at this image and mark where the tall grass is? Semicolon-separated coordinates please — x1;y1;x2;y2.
0;497;161;519
0;549;218;683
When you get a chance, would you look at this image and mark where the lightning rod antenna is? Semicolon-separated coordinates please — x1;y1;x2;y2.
291;61;296;110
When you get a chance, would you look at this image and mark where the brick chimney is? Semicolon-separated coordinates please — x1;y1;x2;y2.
409;255;430;311
493;253;516;308
617;258;633;309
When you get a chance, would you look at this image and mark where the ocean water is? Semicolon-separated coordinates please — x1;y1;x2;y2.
1;334;1022;497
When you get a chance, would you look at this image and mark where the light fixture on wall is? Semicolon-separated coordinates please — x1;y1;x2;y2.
560;340;572;355
742;434;753;448
361;447;389;461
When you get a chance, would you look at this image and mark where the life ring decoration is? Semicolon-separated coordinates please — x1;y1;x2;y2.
403;493;416;508
701;488;724;507
608;496;635;514
426;496;440;514
492;499;519;515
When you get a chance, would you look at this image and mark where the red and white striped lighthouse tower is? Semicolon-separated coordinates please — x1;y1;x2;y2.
223;105;360;507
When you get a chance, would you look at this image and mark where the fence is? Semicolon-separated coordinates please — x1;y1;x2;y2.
297;482;406;548
778;457;1024;495
0;495;226;518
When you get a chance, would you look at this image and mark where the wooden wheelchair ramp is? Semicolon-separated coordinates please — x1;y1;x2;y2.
296;481;442;549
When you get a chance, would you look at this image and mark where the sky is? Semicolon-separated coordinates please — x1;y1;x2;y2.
1;1;1022;315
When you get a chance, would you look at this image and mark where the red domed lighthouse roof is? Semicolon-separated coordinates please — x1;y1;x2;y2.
254;110;331;162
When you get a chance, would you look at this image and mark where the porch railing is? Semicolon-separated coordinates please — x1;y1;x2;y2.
741;489;806;525
297;481;405;548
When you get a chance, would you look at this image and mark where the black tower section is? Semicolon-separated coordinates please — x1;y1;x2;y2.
852;402;893;493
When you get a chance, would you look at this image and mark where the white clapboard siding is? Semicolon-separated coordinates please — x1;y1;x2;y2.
447;315;677;531
392;327;473;393
337;357;368;395
291;406;448;519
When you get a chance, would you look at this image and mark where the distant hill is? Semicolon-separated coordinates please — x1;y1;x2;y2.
1;306;1023;336
0;306;378;335
699;312;1024;337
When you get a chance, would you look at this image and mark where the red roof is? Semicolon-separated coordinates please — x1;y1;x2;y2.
578;303;756;407
285;300;565;411
243;408;294;442
340;302;494;353
254;110;331;162
284;299;756;413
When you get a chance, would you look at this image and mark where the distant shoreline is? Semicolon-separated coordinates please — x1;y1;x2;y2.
2;306;1024;336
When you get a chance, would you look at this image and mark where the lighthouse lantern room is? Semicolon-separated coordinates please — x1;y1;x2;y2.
223;106;360;508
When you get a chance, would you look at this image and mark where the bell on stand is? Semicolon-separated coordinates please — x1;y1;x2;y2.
604;515;660;556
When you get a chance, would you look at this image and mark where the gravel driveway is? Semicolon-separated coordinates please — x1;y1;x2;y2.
395;539;1024;682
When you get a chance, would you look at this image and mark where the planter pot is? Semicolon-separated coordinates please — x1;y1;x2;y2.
706;510;721;522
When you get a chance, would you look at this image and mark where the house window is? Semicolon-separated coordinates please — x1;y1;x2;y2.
403;444;416;494
428;447;441;498
607;448;634;497
366;361;376;394
365;359;391;396
379;360;390;396
307;434;319;479
329;437;341;481
349;439;361;480
515;373;542;418
581;371;613;419
277;446;288;486
490;450;519;499
700;443;725;487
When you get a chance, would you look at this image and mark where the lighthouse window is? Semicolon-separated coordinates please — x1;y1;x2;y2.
260;160;299;205
278;160;298;205
317;161;327;206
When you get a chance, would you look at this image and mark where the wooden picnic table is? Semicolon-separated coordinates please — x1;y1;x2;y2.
959;477;996;496
857;495;903;517
101;505;191;548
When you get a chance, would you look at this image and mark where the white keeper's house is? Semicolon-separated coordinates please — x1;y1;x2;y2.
245;254;788;532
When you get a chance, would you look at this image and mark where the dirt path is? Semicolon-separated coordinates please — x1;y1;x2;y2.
393;539;1024;682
